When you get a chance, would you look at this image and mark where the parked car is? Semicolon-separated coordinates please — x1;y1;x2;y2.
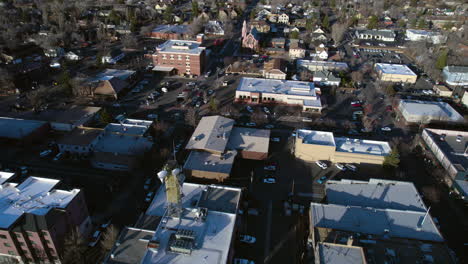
456;135;463;142
315;160;328;170
245;122;256;127
264;162;277;171
335;163;346;171
239;235;256;244
53;152;63;161
247;208;259;216
145;191;154;202
147;114;158;120
161;87;168;93
316;176;327;184
88;231;102;247
381;127;392;132
270;137;280;142
246;106;253;113
263;107;270;114
144;179;151;190
222;81;229;86
204;70;211;77
207;89;214;96
40;150;52;158
263;178;276;184
302;117;313;122
345;164;357;171
264;124;274;129
234;259;254;264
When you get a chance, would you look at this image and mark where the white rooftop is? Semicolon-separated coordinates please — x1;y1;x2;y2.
183;150;236;175
237;77;318;97
91;69;136;82
94;131;152;155
310;203;444;242
105;119;151;137
297;130;335;147
157;40;205;55
318;243;366;264
399;100;465;122
0;172;14;185
0;177;80;229
335;137;391;156
375;63;417;76
297;60;349;70
226;127;270;154
185;116;235;153
325;179;428;212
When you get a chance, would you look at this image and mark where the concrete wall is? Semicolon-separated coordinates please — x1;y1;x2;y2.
238;150;268;160
185;169;230;182
334;151;386;165
379;72;417;84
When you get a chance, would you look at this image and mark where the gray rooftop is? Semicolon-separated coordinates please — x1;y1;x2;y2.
0;117;47;139
297;60;349;71
185;116;235;153
399;100;464;122
156;40;205;55
94;130;152;155
183;150;236;175
152;24;189;34
325;179;427;212
318;243;366;264
90;69;136;82
237;77;318;97
106;227;155;264
0;172;14;185
226;127;270;154
375;63;417;76
310;203;444;242
105;119;152;137
423;128;468;172
17;105;101;125
444;65;468;73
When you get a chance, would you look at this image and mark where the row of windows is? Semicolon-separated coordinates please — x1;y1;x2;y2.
238;95;277;102
161;54;192;60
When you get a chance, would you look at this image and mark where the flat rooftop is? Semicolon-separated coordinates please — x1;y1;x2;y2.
325;179;427;212
94;131;152;155
0;117;47;139
16;105;101;125
57;127;102;146
185;116;235;153
375;63;417;76
157;40;205;55
106;227;156;264
296;60;349;70
356;29;396;38
310;203;443;242
297;130;335;147
183;150;236;175
237;77;318;97
406;29;441;36
318;242;366;264
105;122;151;137
0;177;79;229
335;137;391;156
0;172;14;185
423;128;468;172
399;100;464;122
90;69;136;82
227;127;270;154
152;24;188;34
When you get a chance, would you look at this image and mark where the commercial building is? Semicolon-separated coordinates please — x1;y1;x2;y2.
0;117;50;144
297;60;349;72
405;29;446;44
433;84;453;97
355;29;396;42
295;130;391;165
184;116;270;181
309;179;454;264
151;38;206;77
422;128;468;201
374;63;417;84
442;66;468;86
105;180;242;264
398;100;464;124
150;25;190;40
235;77;322;112
0;175;92;264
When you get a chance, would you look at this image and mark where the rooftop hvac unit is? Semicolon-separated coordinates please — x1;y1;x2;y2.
175;229;196;240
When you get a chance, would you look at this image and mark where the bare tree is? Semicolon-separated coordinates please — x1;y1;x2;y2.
188;17;204;36
185;107;199;127
0;68;15;94
62;227;87;264
101;225;119;253
331;22;347;45
251;109;268;126
121;34;138;49
351;70;364;84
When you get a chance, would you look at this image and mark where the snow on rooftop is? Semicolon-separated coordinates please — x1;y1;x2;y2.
375;63;417;76
237;77;318;97
0;177;79;229
0;172;15;185
297;130;335;146
157;40;205;55
335;137;391;156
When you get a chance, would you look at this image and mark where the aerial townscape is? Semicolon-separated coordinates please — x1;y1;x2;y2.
0;0;467;263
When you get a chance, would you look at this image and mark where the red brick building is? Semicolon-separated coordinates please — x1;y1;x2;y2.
151;37;206;76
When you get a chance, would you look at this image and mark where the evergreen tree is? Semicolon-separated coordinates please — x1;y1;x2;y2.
436;49;448;70
322;15;330;30
367;16;378;29
384;148;400;168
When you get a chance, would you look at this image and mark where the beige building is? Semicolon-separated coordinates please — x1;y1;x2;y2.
295;130;391;165
433;84;452;97
375;63;417;84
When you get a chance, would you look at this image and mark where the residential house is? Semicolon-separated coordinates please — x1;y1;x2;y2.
268;14;278;23
289;39;306;59
433;84;453;97
86;69;136;100
154;3;167;11
151;38;206;77
294;18;307;28
57;127;103;158
315;44;328;60
313;70;341;86
442;66;468;86
0;175;92;264
406;29;446;44
255;9;271;20
250;20;270;33
271;37;286;49
263;58;287;80
204;21;224;36
101;48;125;64
278;13;289;24
295;130;390;165
235;77;322;112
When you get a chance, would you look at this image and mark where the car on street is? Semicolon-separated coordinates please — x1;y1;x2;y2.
381;127;392;132
88;230;102;247
204;71;211;78
247;208;259;215
264;178;276;184
222;81;229;86
195;101;202;108
345;164;357;171
270;137;280;142
315;160;328;170
264;124;274;129
302;117;313;122
144;179;151;190
351;101;362;107
147;114;158;120
245;122;256;127
456;135;463;142
335;163;346;171
246;106;253;113
239;235;256;244
40;150;52;158
207;89;214;96
263;107;270;114
316;176;327;184
145;191;154;202
53;152;63;162
234;258;254;264
264;162;277;171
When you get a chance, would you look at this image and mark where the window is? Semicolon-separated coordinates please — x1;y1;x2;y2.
162;55;167;59
170;55;174;60
186;55;190;60
0;235;6;239
186;62;190;66
177;55;182;60
4;243;11;247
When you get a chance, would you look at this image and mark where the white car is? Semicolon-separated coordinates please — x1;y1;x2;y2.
381;127;392;132
302;117;313;122
88;231;102;247
263;178;276;184
222;81;229;86
161;87;168;93
335;163;346;171
239;235;256;244
40;150;52;158
234;258;255;264
246;106;253;113
315;161;328;170
263;107;270;114
345;164;357;171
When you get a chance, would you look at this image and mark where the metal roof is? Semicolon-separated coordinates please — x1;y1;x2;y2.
237;77;318;97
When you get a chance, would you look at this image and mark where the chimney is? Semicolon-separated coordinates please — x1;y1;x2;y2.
346;236;354;246
196;34;204;43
